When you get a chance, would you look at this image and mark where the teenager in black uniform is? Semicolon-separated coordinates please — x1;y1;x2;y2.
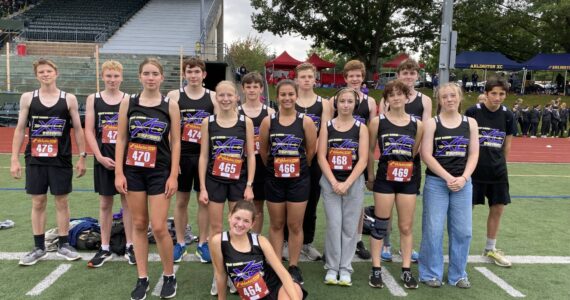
12;59;86;266
366;80;423;289
378;59;431;263
238;72;275;234
85;60;135;267
342;60;377;260
259;79;317;284
465;77;514;268
529;104;541;138
167;57;218;263
286;62;332;261
540;104;552;137
115;58;181;300
318;88;369;286
198;81;256;295
210;201;306;300
419;83;479;288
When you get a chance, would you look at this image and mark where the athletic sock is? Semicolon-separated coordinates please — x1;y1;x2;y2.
178;242;185;247
101;244;110;251
485;238;497;251
58;235;69;247
402;267;411;273
384;229;391;247
126;243;133;248
34;234;46;251
358;234;362;241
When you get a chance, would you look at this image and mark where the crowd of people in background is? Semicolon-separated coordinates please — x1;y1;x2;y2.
0;0;38;17
512;97;569;138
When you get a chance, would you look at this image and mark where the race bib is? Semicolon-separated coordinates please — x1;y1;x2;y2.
31;138;58;157
274;157;300;178
125;142;157;168
235;272;270;300
101;125;118;144
328;148;353;171
212;154;243;180
386;161;413;182
182;123;202;143
254;134;260;155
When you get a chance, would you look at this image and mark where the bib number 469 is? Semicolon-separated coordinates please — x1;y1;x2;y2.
386;161;413;182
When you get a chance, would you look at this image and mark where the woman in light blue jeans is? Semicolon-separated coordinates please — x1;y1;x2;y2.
419;83;479;288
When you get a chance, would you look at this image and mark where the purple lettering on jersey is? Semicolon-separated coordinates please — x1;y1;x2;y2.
435;136;469;157
31;117;66;137
98;113;119;127
181;109;210;125
271;134;302;156
230;260;264;281
213;136;245;157
382;134;415;157
479;127;506;148
129;117;168;142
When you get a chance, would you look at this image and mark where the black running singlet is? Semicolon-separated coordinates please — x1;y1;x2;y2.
326;119;361;181
125;94;171;169
405;91;424;121
94;92;122;164
238;104;269;155
25;90;72;167
295;96;324;132
179;88;215;155
426;116;470;177
353;94;370;124
207;114;247;183
376;114;418;182
267;112;307;178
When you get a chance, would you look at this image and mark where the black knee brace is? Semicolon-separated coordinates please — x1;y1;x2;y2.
370;216;390;241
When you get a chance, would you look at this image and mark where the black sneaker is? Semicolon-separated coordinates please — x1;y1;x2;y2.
356;241;371;259
160;275;177;299
87;249;112;268
401;270;418;289
288;265;304;285
125;245;137;265
369;267;384;288
131;277;150;300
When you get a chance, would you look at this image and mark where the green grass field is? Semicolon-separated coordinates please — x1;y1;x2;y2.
0;154;569;299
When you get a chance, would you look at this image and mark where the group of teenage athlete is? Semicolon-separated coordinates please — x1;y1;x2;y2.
9;56;515;300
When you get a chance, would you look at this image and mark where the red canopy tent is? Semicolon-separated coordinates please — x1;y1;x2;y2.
265;51;303;84
306;53;336;70
382;53;425;68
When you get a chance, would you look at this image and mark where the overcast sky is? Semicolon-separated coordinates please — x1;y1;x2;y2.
224;0;314;60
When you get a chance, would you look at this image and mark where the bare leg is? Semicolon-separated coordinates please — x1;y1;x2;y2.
174;191;190;244
267;202;287;259
127;191;149;277
286;201;308;266
149;194;174;275
31;194;48;235
54;195;70;236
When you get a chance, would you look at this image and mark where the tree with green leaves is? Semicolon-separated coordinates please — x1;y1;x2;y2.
227;35;270;74
250;0;438;78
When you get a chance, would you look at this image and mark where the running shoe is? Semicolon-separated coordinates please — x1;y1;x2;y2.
301;243;322;261
398;249;419;263
483;249;512;267
355;241;371;260
288;265;304;285
131;277;150;300
368;267;383;288
125;245;137;265
87;248;112;268
338;271;352;287
56;243;81;261
454;278;471;289
324;270;338;285
196;242;211;263
421;278;443;288
282;241;289;261
381;246;393;262
228;276;237;294
19;247;48;266
173;244;187;263
210;277;217;296
160;275;177;298
401;270;419;289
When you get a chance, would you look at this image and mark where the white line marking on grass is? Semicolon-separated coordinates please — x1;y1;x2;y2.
0;252;202;262
381;268;407;297
152;265;179;296
26;264;72;296
475;267;525;298
509;174;570;178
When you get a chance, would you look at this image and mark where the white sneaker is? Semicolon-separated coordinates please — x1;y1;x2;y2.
227;276;237;294
210;277;217;296
282;241;289;261
338;271;352;287
324;270;338;285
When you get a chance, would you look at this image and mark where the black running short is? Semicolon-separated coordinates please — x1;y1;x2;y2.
25;164;73;195
94;163;118;196
373;177;418;195
205;176;247;203
124;166;170;196
178;155;200;193
472;181;511;206
265;174;310;203
253;155;266;200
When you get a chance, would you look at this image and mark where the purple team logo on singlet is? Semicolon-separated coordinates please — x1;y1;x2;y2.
181;109;210;125
129;117;168;142
212;136;245;157
271;134;302;156
306;113;321;130
478;127;506;149
354;115;366;124
30;117;66;137
230;260;265;281
434;136;469;157
98;113;119;128
254;126;260;135
381;134;414;157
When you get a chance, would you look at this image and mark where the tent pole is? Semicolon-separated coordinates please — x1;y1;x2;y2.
484;69;487;82
565;70;568;96
521;69;527;95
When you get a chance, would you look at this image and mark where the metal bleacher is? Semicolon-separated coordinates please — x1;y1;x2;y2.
15;0;150;42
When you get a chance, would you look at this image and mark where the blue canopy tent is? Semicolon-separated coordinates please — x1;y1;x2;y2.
455;51;523;71
523;54;570;95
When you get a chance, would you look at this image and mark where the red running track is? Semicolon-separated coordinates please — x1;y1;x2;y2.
0;128;569;163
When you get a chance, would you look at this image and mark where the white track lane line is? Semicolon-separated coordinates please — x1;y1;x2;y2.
475;267;525;298
26;264;72;296
382;268;407;297
152;265;180;296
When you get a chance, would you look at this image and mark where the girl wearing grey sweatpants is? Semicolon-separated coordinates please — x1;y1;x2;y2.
318;88;369;286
